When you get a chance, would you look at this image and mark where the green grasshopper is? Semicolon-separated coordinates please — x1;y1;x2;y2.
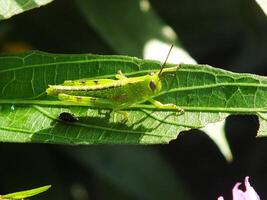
46;46;183;119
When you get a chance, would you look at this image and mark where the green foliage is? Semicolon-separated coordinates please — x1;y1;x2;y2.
76;0;185;57
0;0;266;199
0;185;51;199
69;146;190;200
0;51;266;144
0;0;53;20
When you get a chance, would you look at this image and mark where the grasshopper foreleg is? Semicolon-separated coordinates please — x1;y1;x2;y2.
146;97;184;114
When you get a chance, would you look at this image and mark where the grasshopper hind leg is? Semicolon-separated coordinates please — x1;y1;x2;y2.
58;93;114;107
58;93;129;122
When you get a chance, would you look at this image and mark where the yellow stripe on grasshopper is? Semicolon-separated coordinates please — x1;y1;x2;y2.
63;79;116;86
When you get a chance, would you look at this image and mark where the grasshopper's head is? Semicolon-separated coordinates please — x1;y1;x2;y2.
143;45;175;96
145;44;173;95
146;72;162;95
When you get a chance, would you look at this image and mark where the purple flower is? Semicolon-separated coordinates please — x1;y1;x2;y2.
218;176;260;200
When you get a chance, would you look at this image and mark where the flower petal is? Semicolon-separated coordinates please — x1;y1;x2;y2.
244;177;260;200
233;182;246;200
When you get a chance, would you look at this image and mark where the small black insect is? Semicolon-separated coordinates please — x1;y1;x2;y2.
59;112;78;122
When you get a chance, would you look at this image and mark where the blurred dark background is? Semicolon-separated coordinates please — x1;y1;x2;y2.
0;0;267;199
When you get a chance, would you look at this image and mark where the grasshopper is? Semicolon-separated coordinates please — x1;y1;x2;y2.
46;46;184;119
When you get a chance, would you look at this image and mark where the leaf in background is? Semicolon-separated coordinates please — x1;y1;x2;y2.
0;144;71;200
76;0;167;57
68;146;191;200
0;185;51;199
0;51;267;144
255;0;267;16
76;0;195;64
0;0;53;20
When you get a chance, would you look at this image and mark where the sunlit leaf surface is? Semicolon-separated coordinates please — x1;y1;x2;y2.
0;0;53;20
0;51;266;144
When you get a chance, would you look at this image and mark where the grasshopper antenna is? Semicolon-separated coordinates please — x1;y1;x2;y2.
158;44;174;76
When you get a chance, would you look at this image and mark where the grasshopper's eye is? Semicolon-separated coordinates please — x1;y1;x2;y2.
149;81;156;91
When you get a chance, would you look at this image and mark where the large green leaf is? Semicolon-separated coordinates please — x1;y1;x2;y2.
0;51;266;144
0;0;53;20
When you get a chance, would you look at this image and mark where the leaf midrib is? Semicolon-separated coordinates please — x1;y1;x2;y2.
0;99;266;113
